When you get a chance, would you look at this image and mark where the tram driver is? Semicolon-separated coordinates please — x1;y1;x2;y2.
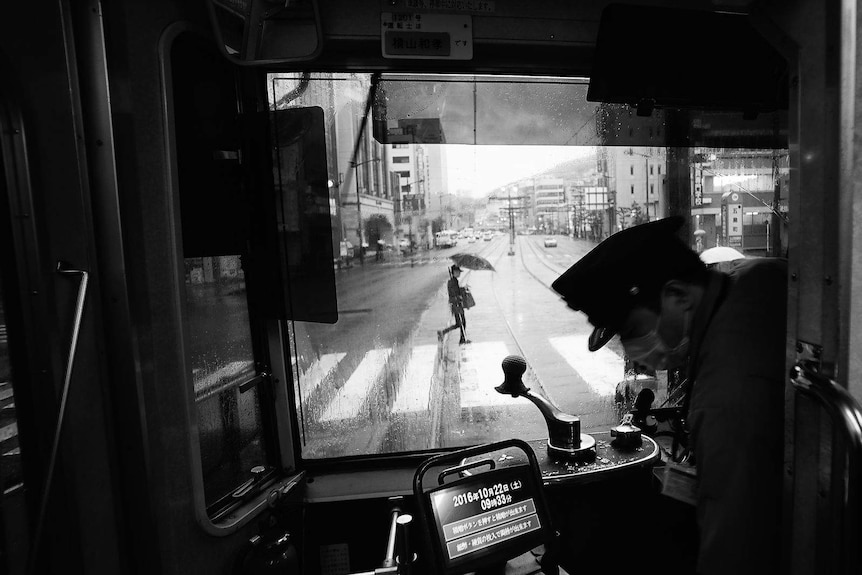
551;216;787;575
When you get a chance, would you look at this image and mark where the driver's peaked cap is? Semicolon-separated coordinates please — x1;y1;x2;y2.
551;217;705;351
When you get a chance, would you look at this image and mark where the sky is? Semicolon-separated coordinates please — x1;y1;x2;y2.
445;145;596;197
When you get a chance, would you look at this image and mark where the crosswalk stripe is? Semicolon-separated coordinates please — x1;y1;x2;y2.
459;342;524;408
0;423;17;443
0;388;13;402
192;361;255;398
318;348;392;422
296;353;346;397
391;345;437;413
549;335;624;396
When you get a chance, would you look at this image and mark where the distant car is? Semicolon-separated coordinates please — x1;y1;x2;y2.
543;236;557;247
398;239;410;250
483;231;493;241
467;235;476;243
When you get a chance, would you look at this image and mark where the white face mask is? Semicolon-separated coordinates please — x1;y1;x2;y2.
622;312;690;370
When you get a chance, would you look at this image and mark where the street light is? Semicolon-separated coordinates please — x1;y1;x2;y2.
348;157;380;264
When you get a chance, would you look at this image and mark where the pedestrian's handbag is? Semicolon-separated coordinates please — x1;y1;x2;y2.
460;286;475;309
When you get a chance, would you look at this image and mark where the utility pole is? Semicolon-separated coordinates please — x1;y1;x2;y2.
401;178;424;266
489;188;527;256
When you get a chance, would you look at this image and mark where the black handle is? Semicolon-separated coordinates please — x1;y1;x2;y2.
413;438;541;498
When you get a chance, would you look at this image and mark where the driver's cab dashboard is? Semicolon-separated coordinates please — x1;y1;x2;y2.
184;2;792;573
8;0;848;574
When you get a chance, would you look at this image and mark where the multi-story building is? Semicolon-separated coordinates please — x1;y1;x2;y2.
533;177;567;233
422;145;449;224
691;149;789;255
599;146;667;230
387;142;425;247
271;72;398;253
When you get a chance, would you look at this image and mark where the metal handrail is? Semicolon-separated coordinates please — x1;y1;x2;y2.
27;262;89;574
790;363;862;573
791;364;862;471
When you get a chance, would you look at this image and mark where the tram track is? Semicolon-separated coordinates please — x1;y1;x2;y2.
476;236;560;400
518;235;569;289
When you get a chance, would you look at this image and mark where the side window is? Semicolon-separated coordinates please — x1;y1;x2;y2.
171;33;277;513
0;151;28;568
183;257;270;508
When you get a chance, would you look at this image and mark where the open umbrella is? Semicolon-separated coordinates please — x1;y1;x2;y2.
450;253;496;271
699;246;745;265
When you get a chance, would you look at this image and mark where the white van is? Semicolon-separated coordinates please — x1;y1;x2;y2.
435;231;457;248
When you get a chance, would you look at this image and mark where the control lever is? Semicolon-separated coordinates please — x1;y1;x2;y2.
348;500;415;575
495;355;595;458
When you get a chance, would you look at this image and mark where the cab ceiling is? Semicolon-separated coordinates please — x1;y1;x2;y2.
268;0;755;75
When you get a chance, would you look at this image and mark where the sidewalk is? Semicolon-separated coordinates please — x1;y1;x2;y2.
334;246;434;269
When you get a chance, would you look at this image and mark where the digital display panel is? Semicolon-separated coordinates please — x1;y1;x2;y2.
428;466;544;570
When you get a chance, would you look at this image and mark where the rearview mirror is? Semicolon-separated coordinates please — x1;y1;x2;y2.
207;0;322;65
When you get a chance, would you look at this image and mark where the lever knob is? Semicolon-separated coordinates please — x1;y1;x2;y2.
495;355;530;396
495;354;596;459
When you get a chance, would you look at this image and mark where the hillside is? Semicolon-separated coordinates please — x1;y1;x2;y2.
484;153;598;197
532;154;596;179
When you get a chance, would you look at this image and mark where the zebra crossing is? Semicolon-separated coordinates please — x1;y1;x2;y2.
549;334;625;396
1;322;21;489
294;336;626;423
0;380;19;478
458;341;523;408
318;348;392;422
390;345;437;413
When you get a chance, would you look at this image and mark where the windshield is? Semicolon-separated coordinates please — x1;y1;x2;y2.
267;73;789;460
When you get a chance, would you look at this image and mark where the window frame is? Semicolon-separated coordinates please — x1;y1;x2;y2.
160;25;300;536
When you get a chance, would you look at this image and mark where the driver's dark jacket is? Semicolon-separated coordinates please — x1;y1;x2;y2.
686;257;787;575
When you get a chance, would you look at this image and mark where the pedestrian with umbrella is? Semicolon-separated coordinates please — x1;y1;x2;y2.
438;264;470;344
436;253;494;344
449;253;496;272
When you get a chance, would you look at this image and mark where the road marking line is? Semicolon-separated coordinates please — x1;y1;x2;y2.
0;388;12;402
549;335;624;396
296;353;347;397
319;348;392;422
459;341;523;408
392;345;437;413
